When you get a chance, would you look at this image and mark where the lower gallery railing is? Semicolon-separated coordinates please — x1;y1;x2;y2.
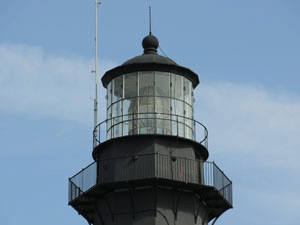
69;153;232;205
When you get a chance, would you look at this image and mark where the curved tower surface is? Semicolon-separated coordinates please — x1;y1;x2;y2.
68;34;232;225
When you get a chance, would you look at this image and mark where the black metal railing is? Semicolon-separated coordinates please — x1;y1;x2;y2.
93;113;208;149
68;162;97;203
69;153;232;205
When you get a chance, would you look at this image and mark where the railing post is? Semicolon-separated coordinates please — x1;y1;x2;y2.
155;113;157;134
98;123;100;144
81;169;84;191
176;115;179;136
69;179;72;202
203;129;206;147
194;120;196;142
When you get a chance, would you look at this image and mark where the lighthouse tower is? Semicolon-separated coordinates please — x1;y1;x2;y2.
68;33;232;225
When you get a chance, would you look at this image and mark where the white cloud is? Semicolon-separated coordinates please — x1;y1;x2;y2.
196;82;300;170
0;43;117;124
1;43;299;170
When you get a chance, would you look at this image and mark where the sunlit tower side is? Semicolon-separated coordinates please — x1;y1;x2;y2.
68;26;232;225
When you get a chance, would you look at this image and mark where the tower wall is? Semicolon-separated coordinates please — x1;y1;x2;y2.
93;135;208;161
92;188;208;225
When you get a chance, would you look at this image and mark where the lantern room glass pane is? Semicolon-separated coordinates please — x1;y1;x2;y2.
124;98;137;115
128;113;138;135
184;78;192;106
125;73;137;98
175;100;184;117
112;76;123;104
139;72;154;96
175;76;183;100
107;106;112;140
185;103;193;139
155;97;170;114
107;82;112;110
138;96;155;115
170;73;175;99
155;72;169;97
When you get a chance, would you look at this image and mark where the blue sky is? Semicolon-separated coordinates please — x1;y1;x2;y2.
0;0;300;225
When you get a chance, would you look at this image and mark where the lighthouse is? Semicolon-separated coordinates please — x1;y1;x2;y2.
68;33;232;225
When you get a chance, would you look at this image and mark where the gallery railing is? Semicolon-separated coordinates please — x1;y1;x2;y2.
69;153;232;206
93;113;208;149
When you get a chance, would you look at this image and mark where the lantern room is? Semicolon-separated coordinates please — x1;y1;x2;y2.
101;34;200;142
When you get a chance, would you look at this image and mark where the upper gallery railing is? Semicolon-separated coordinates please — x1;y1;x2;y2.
69;153;232;206
93;113;208;149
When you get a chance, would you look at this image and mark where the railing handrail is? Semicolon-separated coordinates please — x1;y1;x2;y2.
218;182;232;192
107;117;195;136
212;161;232;184
68;153;232;206
69;178;82;192
93;112;208;148
69;161;97;180
68;153;232;183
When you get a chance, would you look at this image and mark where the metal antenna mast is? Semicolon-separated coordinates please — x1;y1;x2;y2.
149;6;152;35
94;0;101;131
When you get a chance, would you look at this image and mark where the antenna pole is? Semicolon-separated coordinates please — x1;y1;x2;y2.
149;6;152;35
94;0;100;132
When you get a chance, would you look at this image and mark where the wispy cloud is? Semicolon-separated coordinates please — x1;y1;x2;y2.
1;43;299;170
0;43;117;124
196;82;300;169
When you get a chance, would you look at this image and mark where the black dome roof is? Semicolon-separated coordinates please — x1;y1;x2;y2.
123;34;177;66
123;52;178;66
101;34;199;88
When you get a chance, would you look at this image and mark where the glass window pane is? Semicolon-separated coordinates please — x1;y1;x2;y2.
113;121;122;138
177;100;184;137
171;120;177;136
155;97;170;114
171;99;177;136
175;100;183;117
125;73;137;98
122;122;129;136
138;113;155;135
184;78;192;105
139;96;154;113
128;114;138;135
185;103;193;139
185;104;192;119
113;76;123;103
170;73;175;98
125;98;137;115
107;82;112;110
155;72;170;97
139;72;154;96
107;107;112;140
112;102;117;118
157;114;170;135
175;75;183;100
148;97;155;113
178;121;184;138
107;106;112;119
